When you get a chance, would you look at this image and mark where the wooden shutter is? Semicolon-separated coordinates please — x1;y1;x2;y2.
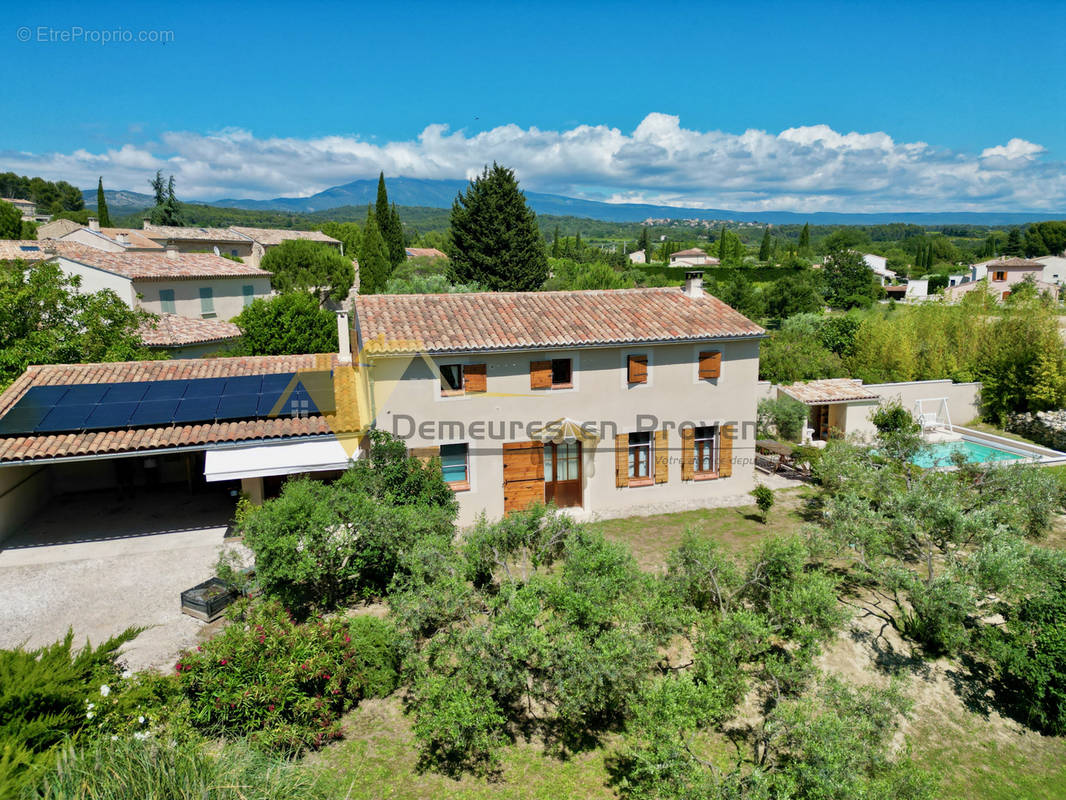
409;446;440;465
698;351;722;380
464;363;486;393
530;360;552;390
681;427;694;480
627;355;648;384
503;441;545;513
719;425;734;478
615;433;629;487
654;429;669;483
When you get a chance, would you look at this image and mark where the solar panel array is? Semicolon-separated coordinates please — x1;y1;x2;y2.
0;371;336;436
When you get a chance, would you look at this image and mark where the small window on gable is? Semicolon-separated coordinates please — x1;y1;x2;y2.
440;443;469;489
993;271;1007;282
698;350;722;380
551;358;572;387
440;364;464;395
159;289;175;314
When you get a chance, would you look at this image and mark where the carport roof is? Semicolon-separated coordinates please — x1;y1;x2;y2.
781;379;882;405
0;355;352;464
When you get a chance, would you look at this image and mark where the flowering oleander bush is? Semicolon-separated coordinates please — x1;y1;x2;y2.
174;598;401;753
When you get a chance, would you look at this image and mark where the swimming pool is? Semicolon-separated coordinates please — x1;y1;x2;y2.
912;439;1026;468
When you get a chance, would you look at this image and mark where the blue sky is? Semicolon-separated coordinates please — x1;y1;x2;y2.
4;0;1065;212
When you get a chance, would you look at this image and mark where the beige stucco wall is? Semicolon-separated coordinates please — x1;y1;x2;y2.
55;257;136;305
0;464;50;543
364;339;762;526
60;228;126;252
152;239;255;259
135;276;272;321
862;380;981;427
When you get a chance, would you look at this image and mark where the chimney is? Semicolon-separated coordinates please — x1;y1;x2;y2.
88;216;99;231
116;232;129;246
336;309;352;364
142;218;151;230
165;244;178;259
683;270;704;298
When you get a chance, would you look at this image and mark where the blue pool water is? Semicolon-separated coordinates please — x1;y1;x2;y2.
912;440;1026;468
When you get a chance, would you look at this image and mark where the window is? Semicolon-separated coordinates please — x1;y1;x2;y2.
440;364;464;395
694;426;718;477
628;432;652;482
627;354;648;384
993;271;1007;282
199;287;215;317
159;289;176;314
698;351;722;380
440;443;469;489
231;249;239;258
551;358;572;387
242;284;254;306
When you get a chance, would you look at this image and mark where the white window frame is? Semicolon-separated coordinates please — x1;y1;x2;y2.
439;440;472;492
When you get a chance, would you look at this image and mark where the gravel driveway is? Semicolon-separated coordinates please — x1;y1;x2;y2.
0;488;241;672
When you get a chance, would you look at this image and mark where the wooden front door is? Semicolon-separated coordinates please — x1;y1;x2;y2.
503;441;544;514
544;441;582;508
811;405;830;441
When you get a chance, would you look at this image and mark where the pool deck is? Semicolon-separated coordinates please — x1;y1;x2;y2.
925;425;1066;467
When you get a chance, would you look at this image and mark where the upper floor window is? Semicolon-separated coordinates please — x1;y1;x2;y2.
627;354;648;384
440;363;486;396
530;358;573;390
159;289;175;314
698;350;722;380
551;358;572;387
993;271;1007;282
199;287;215;318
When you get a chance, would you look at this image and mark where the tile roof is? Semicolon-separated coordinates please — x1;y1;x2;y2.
0;240;58;263
986;257;1046;269
671;248;710;257
141;225;249;243
781;379;881;405
56;243;270;280
36;219;83;238
230;227;341;247
97;228;165;250
354;287;765;355
138;313;242;347
405;247;448;259
0;355;348;464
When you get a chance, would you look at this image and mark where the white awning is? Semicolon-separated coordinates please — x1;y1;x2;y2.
204;438;355;482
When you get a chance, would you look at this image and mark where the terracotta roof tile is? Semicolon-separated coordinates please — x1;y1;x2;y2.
54;242;270;279
142;225;248;243
782;379;881;405
355;288;764;355
137;313;242;347
230;227;341;247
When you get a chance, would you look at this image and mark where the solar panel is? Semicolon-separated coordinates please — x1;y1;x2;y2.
223;376;263;395
36;405;94;432
182;378;226;399
101;382;151;403
0;406;52;435
85;403;138;429
61;384;109;405
143;380;190;401
173;396;220;423
260;373;296;393
129;399;180;426
216;394;259;421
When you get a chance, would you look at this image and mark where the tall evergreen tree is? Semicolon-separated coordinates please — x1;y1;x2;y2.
149;171;166;207
718;226;728;260
552;225;561;258
758;227;771;261
1004;227;1024;257
148;173;182;226
574;231;583;253
798;222;811;255
637;227;651;262
359;205;391;294
95;177;111;227
373;173;406;268
447;163;548;291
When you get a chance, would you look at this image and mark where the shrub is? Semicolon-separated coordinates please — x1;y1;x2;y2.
175;599;400;753
232;292;337;356
0;627;139;796
757;395;809;441
751;485;774;521
26;736;326;800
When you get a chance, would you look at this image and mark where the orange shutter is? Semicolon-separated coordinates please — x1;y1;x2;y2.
719;425;734;477
530;360;552;390
627;355;648;384
615;433;629;487
409;446;440;465
654;429;669;483
681;427;694;480
502;441;545;513
464;363;486;393
699;351;722;379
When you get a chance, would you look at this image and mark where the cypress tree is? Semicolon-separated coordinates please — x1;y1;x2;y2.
574;231;583;253
359;205;391;294
447;163;548;291
96;177;111;227
386;202;406;267
718;227;728;260
552;225;561;258
799;222;811;255
375;172;390;241
758;227;771;261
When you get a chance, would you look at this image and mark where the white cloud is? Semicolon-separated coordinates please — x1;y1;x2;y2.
2;115;1063;212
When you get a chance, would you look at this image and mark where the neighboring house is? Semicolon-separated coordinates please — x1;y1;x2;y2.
627;250;647;264
36;218;83;239
405;247;448;260
1034;254;1066;285
669;248;718;267
943;257;1059;302
141;222;255;260
229;226;343;269
137;313;242;358
905;278;930;299
44;242;273;321
1;197;44;222
0;240;58;264
0;353;356;541
54;218;164;252
862;253;897;286
352;271;765;526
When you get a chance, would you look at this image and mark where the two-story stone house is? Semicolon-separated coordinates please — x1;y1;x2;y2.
352;272;765;525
